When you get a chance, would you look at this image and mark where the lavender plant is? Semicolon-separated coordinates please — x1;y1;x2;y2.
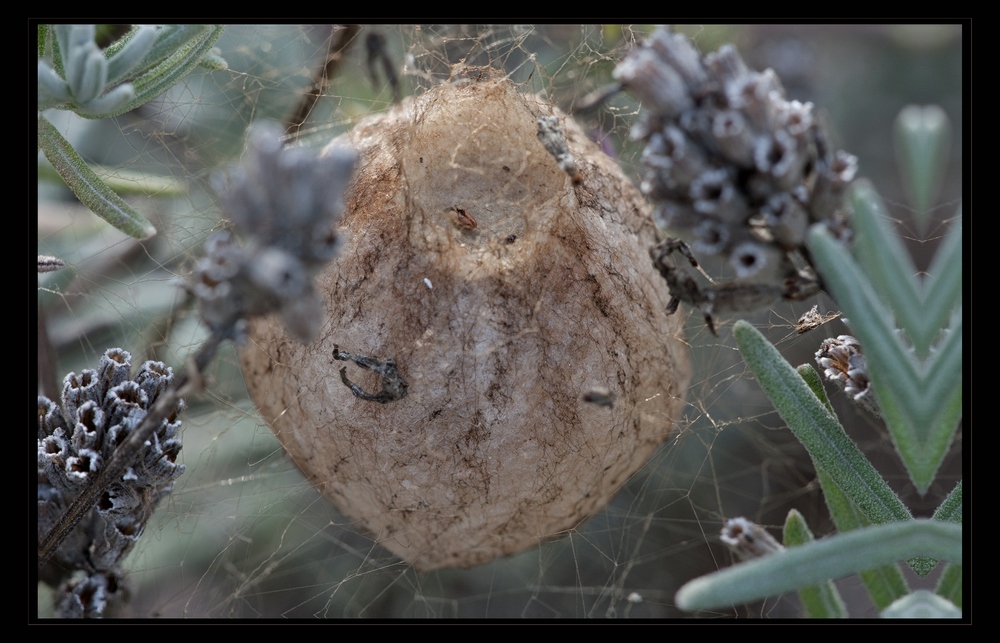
36;122;357;618
37;25;961;618
613;27;961;617
37;25;226;239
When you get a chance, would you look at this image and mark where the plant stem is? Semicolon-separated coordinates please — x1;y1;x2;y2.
284;24;360;140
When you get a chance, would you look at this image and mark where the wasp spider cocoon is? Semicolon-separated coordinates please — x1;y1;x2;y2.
241;72;690;571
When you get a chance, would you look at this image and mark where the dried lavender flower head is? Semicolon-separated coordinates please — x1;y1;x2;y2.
720;517;785;561
38;348;184;617
617;28;858;238
196;122;357;342
241;73;691;571
616;28;857;328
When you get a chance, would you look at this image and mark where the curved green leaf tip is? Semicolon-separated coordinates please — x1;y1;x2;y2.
783;510;848;618
37;115;156;239
732;320;911;527
881;590;961;618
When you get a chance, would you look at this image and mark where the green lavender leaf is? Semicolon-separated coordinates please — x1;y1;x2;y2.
808;194;962;493
733;321;911;525
881;590;961;618
782;510;847;618
675;520;961;612
816;468;909;608
930;481;963;607
37;114;156;239
894;105;949;233
96;25;225;119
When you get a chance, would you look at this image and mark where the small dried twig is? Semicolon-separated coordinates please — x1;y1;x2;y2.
38;255;66;273
285;24;361;140
365;31;401;104
572;82;623;115
333;345;409;403
536;115;580;183
795;304;841;334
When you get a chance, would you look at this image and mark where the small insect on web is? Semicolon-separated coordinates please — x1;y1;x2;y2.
649;237;817;336
795;305;841;335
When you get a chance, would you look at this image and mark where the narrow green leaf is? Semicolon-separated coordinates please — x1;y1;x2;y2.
675;520;961;611
809;224;920;410
37;115;156;239
37;61;71;109
850;182;928;355
38;24;49;58
927;310;963;392
198;48;229;70
933;481;962;523
816;468;909;608
734;320;911;525
74;43;108;104
894;105;950;232
783;510;847;618
131;25;208;74
923;210;962;334
38;159;186;198
808;224;961;492
935;564;963;608
55;24;96;95
850;181;961;359
62;25;97;102
51;23;67;76
796;364;833;414
925;481;962;589
922;319;963;473
104;25;158;87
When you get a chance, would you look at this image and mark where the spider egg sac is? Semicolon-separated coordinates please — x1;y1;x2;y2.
240;74;690;571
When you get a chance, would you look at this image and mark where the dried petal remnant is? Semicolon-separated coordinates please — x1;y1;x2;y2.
241;75;690;571
816;335;880;416
447;206;477;230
